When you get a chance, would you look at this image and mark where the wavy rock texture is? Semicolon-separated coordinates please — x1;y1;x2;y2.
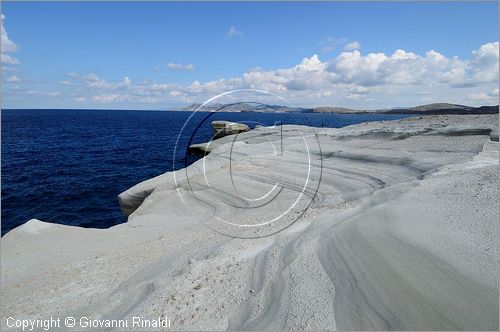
1;115;498;330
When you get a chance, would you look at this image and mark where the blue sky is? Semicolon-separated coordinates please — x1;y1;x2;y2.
1;2;498;109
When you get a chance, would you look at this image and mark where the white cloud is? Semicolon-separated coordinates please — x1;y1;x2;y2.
123;76;131;86
1;14;19;65
92;94;123;103
1;14;17;52
170;42;499;106
343;41;361;51
66;73;132;90
4;75;21;82
169;90;182;97
26;90;61;97
165;62;195;71
468;92;490;101
320;37;348;52
49;42;499;108
1;54;19;65
468;88;500;102
320;38;362;52
227;26;242;38
1;65;15;72
468;42;499;83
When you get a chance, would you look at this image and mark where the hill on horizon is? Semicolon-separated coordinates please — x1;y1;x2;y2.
182;102;499;115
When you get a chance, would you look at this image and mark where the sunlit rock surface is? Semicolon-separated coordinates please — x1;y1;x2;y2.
2;115;498;330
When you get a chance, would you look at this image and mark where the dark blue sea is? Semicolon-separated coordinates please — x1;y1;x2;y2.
1;109;412;235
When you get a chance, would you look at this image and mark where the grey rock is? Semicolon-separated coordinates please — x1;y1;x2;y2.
212;121;250;138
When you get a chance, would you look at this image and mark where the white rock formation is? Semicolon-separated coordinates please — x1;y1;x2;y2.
212;120;250;138
1;115;498;330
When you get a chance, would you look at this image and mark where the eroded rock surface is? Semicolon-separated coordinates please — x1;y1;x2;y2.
2;115;498;331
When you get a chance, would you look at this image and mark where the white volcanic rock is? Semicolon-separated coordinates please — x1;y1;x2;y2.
188;121;252;155
212;120;250;138
1;115;498;330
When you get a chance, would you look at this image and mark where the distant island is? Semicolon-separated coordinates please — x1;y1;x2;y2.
183;102;499;115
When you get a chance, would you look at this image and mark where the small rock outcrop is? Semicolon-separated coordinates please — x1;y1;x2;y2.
490;128;499;142
212;121;250;138
188;121;252;155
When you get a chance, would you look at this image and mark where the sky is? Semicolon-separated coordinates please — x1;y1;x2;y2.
1;2;499;110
